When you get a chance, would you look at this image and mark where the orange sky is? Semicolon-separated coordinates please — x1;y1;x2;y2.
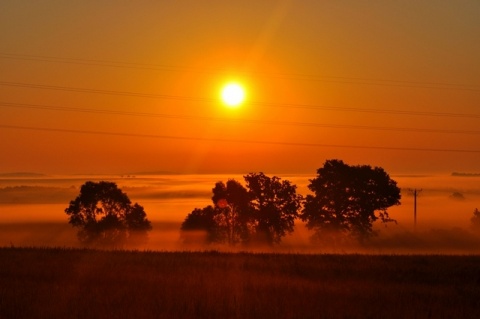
1;1;479;175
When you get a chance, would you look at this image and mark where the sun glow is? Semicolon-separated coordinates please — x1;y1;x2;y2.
221;83;245;107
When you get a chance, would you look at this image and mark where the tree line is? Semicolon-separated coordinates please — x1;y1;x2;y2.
181;159;402;246
64;159;480;247
64;160;405;247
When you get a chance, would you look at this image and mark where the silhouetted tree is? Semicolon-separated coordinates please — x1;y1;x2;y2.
450;192;465;201
65;181;152;246
181;206;222;244
245;172;302;245
471;208;480;233
211;179;253;245
301;160;401;242
181;173;302;246
180;180;253;245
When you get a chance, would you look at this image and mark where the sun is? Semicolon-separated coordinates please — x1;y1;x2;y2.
221;83;245;107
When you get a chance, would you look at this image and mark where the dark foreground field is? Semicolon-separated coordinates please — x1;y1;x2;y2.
1;248;479;319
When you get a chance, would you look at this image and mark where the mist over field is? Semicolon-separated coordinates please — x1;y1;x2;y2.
1;173;479;253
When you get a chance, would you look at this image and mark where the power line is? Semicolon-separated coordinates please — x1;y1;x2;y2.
2;101;480;135
0;81;211;101
1;124;479;154
1;52;479;91
0;53;214;72
1;81;479;119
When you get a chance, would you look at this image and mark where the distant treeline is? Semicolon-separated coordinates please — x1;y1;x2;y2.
0;172;46;178
451;172;480;177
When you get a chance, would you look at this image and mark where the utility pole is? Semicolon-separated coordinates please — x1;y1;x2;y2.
409;189;422;231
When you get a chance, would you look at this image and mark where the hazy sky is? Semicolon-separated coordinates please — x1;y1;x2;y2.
1;1;479;174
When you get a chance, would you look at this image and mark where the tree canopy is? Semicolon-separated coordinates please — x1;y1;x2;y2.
181;173;302;246
65;181;152;246
245;173;301;244
301;160;401;241
471;208;480;233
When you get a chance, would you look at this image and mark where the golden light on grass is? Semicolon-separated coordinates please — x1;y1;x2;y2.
220;83;245;108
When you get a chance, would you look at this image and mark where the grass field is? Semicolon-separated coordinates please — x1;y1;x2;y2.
1;248;479;318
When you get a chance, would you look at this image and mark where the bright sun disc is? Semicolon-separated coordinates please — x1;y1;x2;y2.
221;83;245;107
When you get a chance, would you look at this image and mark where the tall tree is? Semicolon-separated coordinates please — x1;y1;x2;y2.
245;172;302;245
65;181;152;246
301;160;401;241
181;179;253;245
211;179;253;245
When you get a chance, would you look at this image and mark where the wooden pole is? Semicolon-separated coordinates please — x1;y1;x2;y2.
412;189;422;231
414;189;417;230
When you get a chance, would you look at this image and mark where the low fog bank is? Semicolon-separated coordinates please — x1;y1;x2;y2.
0;222;183;250
1;174;479;253
2;222;480;254
361;227;480;254
1;173;479;224
0;185;210;205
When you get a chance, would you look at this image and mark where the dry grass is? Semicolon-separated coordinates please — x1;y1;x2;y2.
1;247;479;318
